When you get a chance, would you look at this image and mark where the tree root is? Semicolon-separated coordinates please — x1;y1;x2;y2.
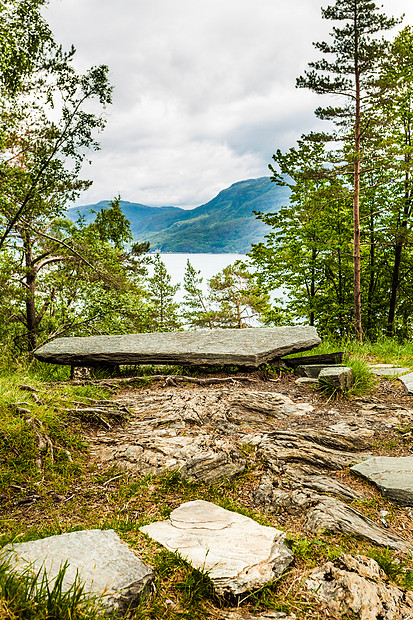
66;374;257;387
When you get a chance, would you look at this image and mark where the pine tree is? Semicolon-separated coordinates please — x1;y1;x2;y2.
147;254;181;332
297;0;400;341
182;260;214;329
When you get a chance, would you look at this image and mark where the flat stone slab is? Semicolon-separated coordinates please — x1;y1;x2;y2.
370;366;411;376
399;372;413;394
1;529;153;613
351;456;413;506
140;500;293;595
33;326;321;368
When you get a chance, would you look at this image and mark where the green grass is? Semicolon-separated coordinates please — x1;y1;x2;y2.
0;370;111;493
368;548;413;589
288;336;413;368
0;560;104;620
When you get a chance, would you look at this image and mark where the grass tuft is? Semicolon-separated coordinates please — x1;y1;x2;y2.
0;559;103;620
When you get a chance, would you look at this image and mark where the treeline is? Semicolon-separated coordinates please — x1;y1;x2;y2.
250;2;413;342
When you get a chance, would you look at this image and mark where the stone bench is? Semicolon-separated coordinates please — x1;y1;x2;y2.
34;326;321;369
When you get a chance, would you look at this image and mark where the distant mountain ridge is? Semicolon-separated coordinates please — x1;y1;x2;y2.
68;177;288;253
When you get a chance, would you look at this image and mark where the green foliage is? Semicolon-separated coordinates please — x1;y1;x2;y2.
182;259;273;329
251;16;413;340
182;260;214;329
0;372;111;491
91;195;132;249
290;535;344;567
208;260;272;328
250;139;354;336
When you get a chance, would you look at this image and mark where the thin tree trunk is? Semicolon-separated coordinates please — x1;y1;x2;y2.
366;201;376;337
353;3;363;342
23;234;38;351
387;153;412;336
310;248;316;326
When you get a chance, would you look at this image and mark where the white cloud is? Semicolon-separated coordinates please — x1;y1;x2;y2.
45;0;413;207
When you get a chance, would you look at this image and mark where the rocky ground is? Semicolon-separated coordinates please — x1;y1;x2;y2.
5;369;413;619
87;370;413;618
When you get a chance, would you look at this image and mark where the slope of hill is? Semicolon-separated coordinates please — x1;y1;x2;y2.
68;177;288;253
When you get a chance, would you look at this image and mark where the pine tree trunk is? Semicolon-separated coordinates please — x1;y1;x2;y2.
353;7;363;342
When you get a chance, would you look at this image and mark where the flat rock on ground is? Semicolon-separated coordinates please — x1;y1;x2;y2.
399;372;413;395
1;529;153;614
369;366;411;376
351;456;413;506
318;366;353;391
140;500;293;595
33;326;321;367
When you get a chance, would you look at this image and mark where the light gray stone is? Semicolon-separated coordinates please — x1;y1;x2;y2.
1;529;153;614
296;364;341;378
34;326;321;368
306;554;413;620
282;469;361;502
319;366;353;391
99;434;246;482
399;372;413;395
370;366;411;376
351;456;413;506
90;388;315;481
140;500;293;595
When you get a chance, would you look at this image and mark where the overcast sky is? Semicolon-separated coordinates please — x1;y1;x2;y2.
45;0;413;208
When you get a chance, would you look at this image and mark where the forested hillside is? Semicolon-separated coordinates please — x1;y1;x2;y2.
70;178;288;253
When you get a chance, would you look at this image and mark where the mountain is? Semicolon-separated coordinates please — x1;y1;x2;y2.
68;177;288;253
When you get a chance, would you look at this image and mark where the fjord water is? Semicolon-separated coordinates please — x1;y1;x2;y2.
157;253;245;300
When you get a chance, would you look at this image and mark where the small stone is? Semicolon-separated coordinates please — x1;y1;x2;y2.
319;366;353;391
140;500;293;595
296;364;341;378
295;377;318;386
2;529;153;614
351;456;413;506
